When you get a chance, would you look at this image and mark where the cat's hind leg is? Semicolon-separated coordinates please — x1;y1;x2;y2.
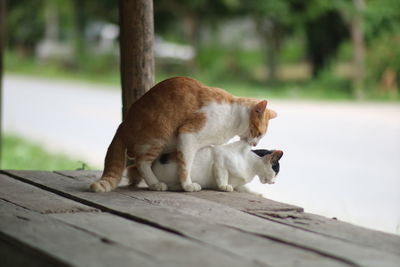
135;143;168;191
125;164;143;187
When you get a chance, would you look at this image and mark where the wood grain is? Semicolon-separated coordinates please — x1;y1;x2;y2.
0;200;158;267
4;170;400;267
2;170;352;266
188;188;400;256
0;173;267;267
0;174;98;214
50;212;267;267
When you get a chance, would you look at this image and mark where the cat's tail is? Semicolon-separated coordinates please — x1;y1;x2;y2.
90;125;126;192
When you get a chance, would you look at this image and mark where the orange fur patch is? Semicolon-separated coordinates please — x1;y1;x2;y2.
136;145;163;162
175;151;188;182
178;112;207;134
120;77;238;159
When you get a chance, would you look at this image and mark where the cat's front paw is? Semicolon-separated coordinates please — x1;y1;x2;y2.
149;182;168;191
182;183;202;192
218;184;234;192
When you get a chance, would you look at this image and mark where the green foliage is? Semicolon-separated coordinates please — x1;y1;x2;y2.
363;0;400;94
6;0;46;53
364;0;400;41
2;134;91;170
4;0;400;101
303;68;352;99
367;34;400;89
195;46;263;83
280;37;305;63
4;50;120;85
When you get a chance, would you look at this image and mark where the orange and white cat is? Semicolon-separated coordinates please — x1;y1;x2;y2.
90;77;277;192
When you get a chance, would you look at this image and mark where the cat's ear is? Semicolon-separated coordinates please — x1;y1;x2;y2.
254;100;268;114
264;150;283;161
269;109;277;119
272;150;283;161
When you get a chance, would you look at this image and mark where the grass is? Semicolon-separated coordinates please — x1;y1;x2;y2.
2;134;90;170
4;50;399;101
4;51;121;85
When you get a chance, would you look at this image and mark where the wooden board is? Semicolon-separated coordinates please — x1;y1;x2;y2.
0;170;345;267
188;189;400;256
113;188;400;267
2;170;349;267
187;190;304;212
246;210;400;256
0;234;68;267
0;200;158;267
3;170;400;267
1;175;276;267
56;171;303;212
0;174;98;214
0;181;259;267
51;212;268;267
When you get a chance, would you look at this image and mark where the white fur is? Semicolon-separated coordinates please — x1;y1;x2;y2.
171;102;261;191
152;140;277;193
142;102;268;192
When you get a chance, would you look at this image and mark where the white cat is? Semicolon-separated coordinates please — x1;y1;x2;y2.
129;140;283;193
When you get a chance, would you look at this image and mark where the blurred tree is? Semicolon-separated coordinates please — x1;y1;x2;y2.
364;0;400;97
364;0;400;40
0;0;5;164
70;0;118;67
6;0;46;56
305;10;349;77
350;0;365;99
43;0;59;43
288;0;350;78
239;1;290;83
72;0;85;58
154;0;233;45
154;0;232;72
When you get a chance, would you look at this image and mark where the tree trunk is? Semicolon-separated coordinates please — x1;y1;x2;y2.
265;29;280;83
351;0;365;99
255;18;281;83
119;0;155;120
72;0;86;65
44;1;59;42
0;0;5;166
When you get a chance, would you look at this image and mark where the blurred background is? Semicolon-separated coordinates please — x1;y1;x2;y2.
2;0;399;234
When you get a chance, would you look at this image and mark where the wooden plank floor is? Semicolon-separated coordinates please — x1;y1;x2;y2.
1;170;399;267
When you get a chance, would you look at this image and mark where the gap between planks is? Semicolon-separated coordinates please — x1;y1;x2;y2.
2;170;400;267
1;170;358;267
0;171;344;267
0;175;273;267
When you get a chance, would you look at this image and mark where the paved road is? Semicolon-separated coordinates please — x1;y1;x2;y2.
4;74;400;235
